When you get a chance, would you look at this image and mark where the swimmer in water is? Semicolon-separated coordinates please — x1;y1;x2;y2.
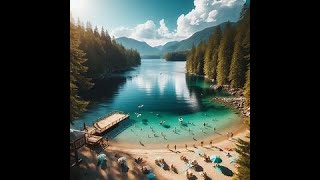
154;133;156;137
203;123;206;126
189;128;191;132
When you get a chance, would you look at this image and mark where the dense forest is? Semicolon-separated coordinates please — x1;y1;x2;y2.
164;51;188;61
70;17;141;122
186;7;250;107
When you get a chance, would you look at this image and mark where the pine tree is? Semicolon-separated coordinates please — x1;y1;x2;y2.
234;135;250;180
229;35;246;88
94;26;99;37
243;67;250;107
216;22;235;85
204;33;215;78
70;22;93;122
186;44;196;73
209;26;222;79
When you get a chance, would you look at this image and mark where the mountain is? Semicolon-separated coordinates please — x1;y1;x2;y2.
116;22;236;57
115;37;160;56
162;22;235;54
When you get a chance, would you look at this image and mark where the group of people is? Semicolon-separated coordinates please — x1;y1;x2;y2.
227;132;234;138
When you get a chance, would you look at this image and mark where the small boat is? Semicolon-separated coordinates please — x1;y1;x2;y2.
138;104;144;108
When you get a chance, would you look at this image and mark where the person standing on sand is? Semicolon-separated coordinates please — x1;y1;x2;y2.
201;141;203;147
210;140;212;146
213;127;216;132
185;144;187;149
231;132;233;138
174;145;177;151
167;144;169;149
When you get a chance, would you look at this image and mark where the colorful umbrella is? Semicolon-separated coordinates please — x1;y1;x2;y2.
97;154;106;161
118;157;127;163
143;165;152;171
210;155;222;163
146;173;156;179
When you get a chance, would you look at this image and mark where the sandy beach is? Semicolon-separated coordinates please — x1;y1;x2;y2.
70;118;249;180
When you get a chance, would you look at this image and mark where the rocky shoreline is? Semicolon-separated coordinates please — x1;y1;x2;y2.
212;85;250;117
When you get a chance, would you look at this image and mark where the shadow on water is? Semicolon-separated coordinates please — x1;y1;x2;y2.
162;124;171;128
81;75;127;102
104;118;137;139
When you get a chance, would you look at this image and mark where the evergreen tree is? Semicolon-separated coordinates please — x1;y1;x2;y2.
229;36;246;88
243;67;250;107
234;135;250;180
186;44;196;73
216;22;235;85
204;26;222;80
94;26;99;37
70;22;93;122
204;36;214;78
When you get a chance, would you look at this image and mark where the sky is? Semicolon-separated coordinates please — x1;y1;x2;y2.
70;0;247;47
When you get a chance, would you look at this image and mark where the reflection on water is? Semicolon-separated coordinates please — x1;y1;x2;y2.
71;59;239;144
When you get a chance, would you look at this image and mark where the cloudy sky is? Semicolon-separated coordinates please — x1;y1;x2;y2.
70;0;246;47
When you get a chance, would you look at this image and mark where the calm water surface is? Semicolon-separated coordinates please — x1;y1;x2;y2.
71;59;240;144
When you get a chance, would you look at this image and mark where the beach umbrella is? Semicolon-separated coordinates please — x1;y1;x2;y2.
118;157;127;163
146;173;156;180
195;149;204;155
143;165;152;171
186;163;193;169
97;154;106;161
210;155;222;164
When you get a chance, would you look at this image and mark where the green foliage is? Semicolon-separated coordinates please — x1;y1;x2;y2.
204;26;222;80
70;19;141;122
234;135;250;180
216;22;236;85
70;22;93;122
244;67;250;107
164;51;188;61
187;6;250;92
76;20;141;80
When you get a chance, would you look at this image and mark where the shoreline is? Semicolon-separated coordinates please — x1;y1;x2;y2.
105;116;248;150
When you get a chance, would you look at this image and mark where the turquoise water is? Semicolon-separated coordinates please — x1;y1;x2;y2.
71;59;240;144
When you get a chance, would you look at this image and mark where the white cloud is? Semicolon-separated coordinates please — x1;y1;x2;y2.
176;0;245;38
110;0;245;46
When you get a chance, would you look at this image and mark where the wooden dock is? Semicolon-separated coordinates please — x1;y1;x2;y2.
91;111;130;135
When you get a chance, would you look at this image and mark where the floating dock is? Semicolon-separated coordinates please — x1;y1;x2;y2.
89;111;130;135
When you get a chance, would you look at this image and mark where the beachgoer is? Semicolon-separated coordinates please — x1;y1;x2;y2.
231;132;233;138
174;145;177;151
167;144;169;149
154;133;156;137
213;127;216;132
210;140;212;146
189;128;191;132
201;141;203;147
203;122;206;126
185;144;187;149
193;144;196;148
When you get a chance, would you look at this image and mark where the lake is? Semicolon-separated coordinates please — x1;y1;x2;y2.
71;59;240;145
